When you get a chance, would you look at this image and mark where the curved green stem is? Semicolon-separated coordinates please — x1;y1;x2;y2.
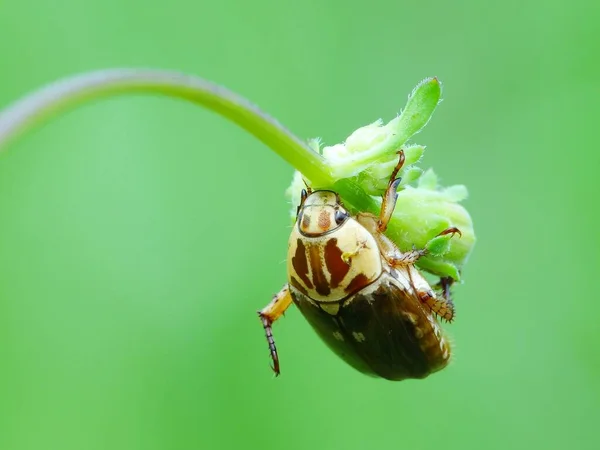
0;69;474;279
0;68;334;185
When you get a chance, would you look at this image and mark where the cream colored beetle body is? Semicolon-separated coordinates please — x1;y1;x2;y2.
286;190;451;380
258;151;461;379
287;191;382;303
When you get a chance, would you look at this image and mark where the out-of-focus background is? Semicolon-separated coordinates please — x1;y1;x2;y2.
0;1;598;449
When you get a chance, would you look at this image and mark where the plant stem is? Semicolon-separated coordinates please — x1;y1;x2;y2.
0;69;393;236
0;69;473;278
0;68;334;185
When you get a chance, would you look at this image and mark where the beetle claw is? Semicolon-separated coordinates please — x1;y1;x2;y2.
437;227;462;239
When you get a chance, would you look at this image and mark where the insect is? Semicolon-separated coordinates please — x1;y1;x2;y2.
258;151;461;380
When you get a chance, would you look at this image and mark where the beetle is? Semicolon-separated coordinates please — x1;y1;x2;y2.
258;151;461;381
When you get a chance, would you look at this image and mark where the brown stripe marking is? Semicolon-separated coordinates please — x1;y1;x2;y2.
345;273;370;294
292;239;313;289
290;276;309;296
324;238;350;288
308;243;330;296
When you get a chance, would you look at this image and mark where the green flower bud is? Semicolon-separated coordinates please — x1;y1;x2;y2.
319;78;442;179
285;77;476;281
387;182;474;281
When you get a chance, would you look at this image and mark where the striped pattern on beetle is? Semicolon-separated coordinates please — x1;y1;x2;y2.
287;191;382;302
257;150;462;379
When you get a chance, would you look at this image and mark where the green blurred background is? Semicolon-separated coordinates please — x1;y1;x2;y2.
1;1;599;449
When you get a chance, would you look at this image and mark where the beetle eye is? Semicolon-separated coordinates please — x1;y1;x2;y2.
334;209;348;225
300;189;308;204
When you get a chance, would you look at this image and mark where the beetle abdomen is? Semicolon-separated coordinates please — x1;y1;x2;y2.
290;271;450;381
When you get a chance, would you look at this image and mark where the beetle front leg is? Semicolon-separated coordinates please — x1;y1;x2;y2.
257;284;293;376
357;212;425;265
392;226;462;265
357;214;460;321
359;213;463;267
378;150;405;232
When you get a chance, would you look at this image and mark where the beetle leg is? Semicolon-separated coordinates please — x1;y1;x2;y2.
435;227;462;239
418;277;456;322
257;284;293;376
386;225;462;266
378;150;405;232
436;276;455;305
418;287;455;323
357;212;425;266
386;246;425;266
359;214;463;268
439;276;454;296
359;210;459;322
420;226;462;258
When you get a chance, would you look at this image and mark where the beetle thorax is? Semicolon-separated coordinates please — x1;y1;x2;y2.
287;191;383;302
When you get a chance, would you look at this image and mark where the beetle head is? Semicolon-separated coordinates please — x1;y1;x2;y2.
297;190;350;236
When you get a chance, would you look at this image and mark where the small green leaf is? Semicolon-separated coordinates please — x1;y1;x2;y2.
399;167;423;186
321;78;442;178
426;235;452;256
417;168;438;189
387;77;442;145
403;144;426;166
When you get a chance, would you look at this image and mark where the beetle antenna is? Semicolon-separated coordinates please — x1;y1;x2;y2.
302;178;313;195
